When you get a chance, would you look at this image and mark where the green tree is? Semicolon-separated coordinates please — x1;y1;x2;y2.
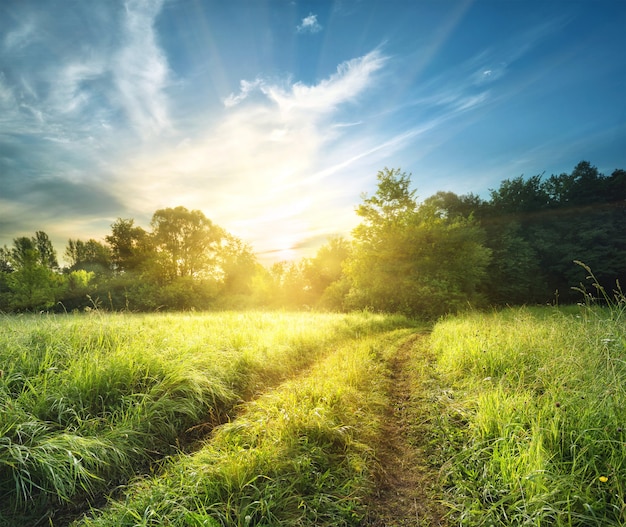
65;239;112;273
489;174;549;214
33;231;59;269
106;218;151;273
480;221;544;304
5;235;63;311
345;168;491;317
483;161;625;303
150;206;224;281
217;234;259;297
301;236;351;309
0;246;12;273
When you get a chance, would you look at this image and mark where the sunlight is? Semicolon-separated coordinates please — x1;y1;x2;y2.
273;246;298;262
255;230;303;263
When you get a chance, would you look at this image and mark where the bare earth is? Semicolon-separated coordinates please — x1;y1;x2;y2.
362;335;448;527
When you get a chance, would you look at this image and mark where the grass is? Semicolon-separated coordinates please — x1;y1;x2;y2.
71;329;414;526
5;284;622;526
0;311;414;526
429;304;626;526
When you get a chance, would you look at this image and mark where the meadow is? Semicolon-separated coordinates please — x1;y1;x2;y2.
0;311;413;526
430;303;626;526
1;299;624;526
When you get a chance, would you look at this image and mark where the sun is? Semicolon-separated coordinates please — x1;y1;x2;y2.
273;245;298;262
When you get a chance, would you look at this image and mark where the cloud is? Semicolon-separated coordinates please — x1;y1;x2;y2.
225;49;387;118
0;0;170;142
3;18;37;50
223;78;264;108
115;49;389;260
297;13;322;34
112;0;171;137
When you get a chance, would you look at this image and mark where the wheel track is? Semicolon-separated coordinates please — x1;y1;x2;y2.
363;333;448;527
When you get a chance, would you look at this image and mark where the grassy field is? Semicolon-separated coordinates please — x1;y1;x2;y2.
430;305;626;526
1;301;624;526
72;329;414;527
0;311;414;526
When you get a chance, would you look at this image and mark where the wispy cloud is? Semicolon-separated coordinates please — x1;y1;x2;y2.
223;78;264;108
112;0;171;137
117;49;389;259
0;0;172;249
297;13;322;34
3;17;37;50
225;50;386;118
0;0;170;141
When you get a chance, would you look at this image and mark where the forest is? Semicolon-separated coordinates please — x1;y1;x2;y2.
1;161;624;316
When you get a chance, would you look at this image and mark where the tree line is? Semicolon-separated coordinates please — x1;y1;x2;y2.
1;161;624;316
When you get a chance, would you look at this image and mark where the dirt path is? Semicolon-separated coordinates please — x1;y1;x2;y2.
363;334;448;527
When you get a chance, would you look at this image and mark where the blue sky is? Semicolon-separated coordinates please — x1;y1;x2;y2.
1;0;625;263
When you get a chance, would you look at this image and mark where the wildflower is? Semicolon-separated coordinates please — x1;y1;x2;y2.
599;476;609;483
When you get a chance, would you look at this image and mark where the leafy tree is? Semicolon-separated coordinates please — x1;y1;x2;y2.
479;221;544;304
303;236;350;302
10;237;37;269
482;161;625;303
150;206;224;281
217;234;259;296
106;218;151;272
488;174;549;215
344;168;491;317
10;232;58;270
261;260;311;308
65;239;112;273
33;231;59;269
0;246;12;273
0;246;12;311
5;235;63;311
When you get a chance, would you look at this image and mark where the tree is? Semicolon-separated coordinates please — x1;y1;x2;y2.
302;236;351;309
65;239;112;273
106;218;151;272
217;234;259;296
479;221;545;305
344;168;491;317
33;231;59;269
0;246;13;274
482;161;625;303
5;234;63;311
488;174;549;215
150;206;224;281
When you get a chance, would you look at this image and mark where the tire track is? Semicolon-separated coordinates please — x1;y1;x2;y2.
363;334;448;527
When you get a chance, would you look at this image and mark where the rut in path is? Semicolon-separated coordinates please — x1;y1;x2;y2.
363;334;448;527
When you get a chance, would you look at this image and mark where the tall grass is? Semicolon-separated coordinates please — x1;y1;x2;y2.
430;305;626;526
72;329;413;527
0;311;413;526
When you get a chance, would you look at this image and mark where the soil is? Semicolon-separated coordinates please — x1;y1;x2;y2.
362;334;448;527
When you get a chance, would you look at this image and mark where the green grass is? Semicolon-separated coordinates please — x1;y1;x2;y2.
430;306;626;526
71;329;413;527
6;301;622;526
0;311;414;526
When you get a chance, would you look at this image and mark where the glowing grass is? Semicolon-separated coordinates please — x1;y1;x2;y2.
72;329;413;527
0;311;413;525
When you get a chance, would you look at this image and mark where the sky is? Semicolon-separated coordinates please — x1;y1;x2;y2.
1;0;625;264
